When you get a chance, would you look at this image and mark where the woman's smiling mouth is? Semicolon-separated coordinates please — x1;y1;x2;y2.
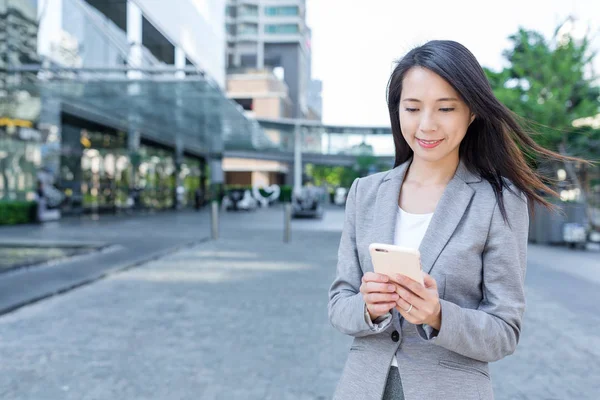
416;138;444;148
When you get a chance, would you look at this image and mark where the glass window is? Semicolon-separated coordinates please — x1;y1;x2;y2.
84;0;127;32
0;137;40;202
63;0;123;68
142;16;175;64
137;144;175;210
181;156;204;208
239;23;258;35
265;6;299;16
281;6;299;16
78;128;128;212
239;5;258;16
264;24;299;34
240;55;257;67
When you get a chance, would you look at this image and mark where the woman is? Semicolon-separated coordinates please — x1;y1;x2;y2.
328;40;584;400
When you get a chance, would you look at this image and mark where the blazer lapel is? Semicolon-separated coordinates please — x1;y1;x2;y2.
419;161;477;275
372;161;410;246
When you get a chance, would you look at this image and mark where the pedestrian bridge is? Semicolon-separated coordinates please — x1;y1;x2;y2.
225;117;394;167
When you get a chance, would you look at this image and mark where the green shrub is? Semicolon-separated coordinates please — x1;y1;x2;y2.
279;185;292;203
0;201;37;225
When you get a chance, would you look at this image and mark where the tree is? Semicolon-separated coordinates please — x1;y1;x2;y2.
484;20;600;153
306;155;390;189
484;20;600;219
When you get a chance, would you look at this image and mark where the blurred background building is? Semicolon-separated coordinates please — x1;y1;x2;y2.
224;0;321;120
0;0;259;214
0;0;394;214
222;0;322;186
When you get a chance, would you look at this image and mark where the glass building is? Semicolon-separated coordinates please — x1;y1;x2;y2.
0;0;265;214
0;0;398;218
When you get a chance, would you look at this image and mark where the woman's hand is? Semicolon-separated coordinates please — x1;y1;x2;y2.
360;272;399;321
394;273;442;330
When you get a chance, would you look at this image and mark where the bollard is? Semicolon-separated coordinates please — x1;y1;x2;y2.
211;200;219;240
284;203;292;243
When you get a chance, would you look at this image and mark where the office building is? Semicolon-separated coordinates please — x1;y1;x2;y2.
225;0;321;120
0;0;254;214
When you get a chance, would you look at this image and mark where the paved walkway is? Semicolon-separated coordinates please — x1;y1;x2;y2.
0;209;212;314
0;206;598;399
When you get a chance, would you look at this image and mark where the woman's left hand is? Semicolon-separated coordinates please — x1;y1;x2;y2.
394;272;442;330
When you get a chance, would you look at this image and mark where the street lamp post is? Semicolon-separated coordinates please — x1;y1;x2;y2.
293;122;302;199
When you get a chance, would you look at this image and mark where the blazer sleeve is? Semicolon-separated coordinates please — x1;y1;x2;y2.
328;178;393;337
416;186;529;362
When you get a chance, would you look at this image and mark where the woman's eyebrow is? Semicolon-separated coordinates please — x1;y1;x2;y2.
401;97;459;102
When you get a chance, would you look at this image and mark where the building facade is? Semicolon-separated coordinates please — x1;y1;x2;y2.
0;0;254;215
223;0;321;186
225;0;321;120
227;68;293;119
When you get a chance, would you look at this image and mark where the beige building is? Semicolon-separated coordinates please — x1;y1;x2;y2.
227;69;293;119
225;69;291;187
223;158;288;187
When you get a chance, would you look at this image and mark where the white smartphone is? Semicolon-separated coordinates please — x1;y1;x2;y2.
368;243;424;286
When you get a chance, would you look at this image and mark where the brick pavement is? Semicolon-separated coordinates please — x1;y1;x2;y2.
0;207;598;399
0;215;349;399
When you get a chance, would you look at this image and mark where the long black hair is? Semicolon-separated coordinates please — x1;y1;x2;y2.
386;40;586;220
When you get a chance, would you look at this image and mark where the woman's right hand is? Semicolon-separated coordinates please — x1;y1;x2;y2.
360;272;399;321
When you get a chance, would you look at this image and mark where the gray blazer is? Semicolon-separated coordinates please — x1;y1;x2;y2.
328;159;529;400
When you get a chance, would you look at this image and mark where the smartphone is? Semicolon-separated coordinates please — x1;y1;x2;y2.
368;243;424;286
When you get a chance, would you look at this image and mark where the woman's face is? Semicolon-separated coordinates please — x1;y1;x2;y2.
399;67;474;164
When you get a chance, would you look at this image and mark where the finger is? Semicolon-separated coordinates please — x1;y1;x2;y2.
396;284;428;310
396;297;424;319
366;292;399;304
422;273;438;290
368;302;397;315
363;272;390;283
396;305;419;324
396;275;428;298
395;297;412;312
366;281;398;294
360;279;392;294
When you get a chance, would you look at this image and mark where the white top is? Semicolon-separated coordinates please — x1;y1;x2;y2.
391;206;433;367
393;206;434;249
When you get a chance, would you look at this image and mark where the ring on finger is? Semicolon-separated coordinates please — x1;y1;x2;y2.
406;304;413;313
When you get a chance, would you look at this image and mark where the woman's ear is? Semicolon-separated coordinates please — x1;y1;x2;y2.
469;114;476;125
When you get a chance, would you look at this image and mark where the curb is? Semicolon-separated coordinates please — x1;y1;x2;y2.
0;237;211;317
0;244;116;275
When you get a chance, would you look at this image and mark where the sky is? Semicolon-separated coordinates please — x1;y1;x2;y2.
306;0;600;127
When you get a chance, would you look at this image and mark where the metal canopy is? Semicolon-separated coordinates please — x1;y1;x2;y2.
2;71;276;155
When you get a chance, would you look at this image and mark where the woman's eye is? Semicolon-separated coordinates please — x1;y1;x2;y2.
440;108;455;112
405;108;418;112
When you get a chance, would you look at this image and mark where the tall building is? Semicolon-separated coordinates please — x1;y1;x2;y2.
0;0;254;215
225;0;321;120
307;79;322;120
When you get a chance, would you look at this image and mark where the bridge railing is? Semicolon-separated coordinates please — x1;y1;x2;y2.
223;117;395;157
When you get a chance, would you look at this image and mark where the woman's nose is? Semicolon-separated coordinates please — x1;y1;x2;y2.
418;113;438;132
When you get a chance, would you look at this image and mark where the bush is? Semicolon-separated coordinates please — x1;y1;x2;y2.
279;185;292;203
0;201;37;225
